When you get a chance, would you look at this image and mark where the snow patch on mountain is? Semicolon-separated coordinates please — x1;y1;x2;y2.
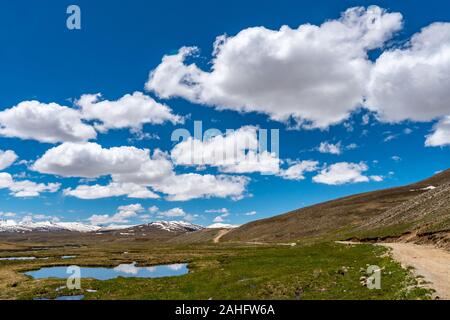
0;220;101;233
207;223;239;229
0;219;204;233
146;221;203;232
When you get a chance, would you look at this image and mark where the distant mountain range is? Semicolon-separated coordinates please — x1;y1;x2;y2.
0;220;204;234
2;169;448;249
0;220;100;233
114;221;204;234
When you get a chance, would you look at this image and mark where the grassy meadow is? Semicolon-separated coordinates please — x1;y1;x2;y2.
0;241;432;300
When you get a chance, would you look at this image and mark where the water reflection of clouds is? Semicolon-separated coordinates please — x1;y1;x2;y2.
168;264;184;271
114;262;139;275
26;262;188;280
114;262;185;274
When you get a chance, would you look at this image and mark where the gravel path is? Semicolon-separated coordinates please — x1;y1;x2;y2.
213;229;231;243
380;243;450;300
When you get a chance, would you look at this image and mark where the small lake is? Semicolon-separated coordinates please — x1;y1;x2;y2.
0;257;37;261
34;295;85;301
24;262;188;280
1;256;76;261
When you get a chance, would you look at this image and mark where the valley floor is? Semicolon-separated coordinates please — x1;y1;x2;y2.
0;240;433;300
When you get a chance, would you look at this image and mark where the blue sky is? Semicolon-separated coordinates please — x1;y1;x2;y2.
0;0;449;227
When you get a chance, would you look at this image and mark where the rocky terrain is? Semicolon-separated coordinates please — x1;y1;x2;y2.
357;182;450;249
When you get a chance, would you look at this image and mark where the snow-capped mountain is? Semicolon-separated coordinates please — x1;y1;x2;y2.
0;220;101;233
0;220;204;234
52;222;102;233
146;221;204;232
100;221;204;238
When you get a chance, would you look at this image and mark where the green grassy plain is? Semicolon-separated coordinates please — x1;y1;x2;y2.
0;241;431;300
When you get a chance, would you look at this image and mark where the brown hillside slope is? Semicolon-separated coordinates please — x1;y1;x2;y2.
222;169;450;243
167;228;228;244
356;182;450;248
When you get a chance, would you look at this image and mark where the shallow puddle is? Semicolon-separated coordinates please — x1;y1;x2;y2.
0;257;37;261
34;295;85;300
25;262;188;280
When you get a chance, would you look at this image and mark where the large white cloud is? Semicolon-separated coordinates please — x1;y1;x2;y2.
146;6;402;128
64;182;159;200
145;206;199;222
171;126;280;174
0;172;60;197
156;207;186;218
67;173;248;202
35;142;249;201
313;162;381;185
0;92;181;144
0;150;18;170
88;204;144;226
32;142;153;178
366;23;450;123
77;91;183;133
0;101;97;143
110;149;175;185
151;173;249;201
280;160;319;180
425;116;450;147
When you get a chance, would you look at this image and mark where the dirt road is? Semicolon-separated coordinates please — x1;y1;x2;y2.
381;243;450;299
213;229;231;243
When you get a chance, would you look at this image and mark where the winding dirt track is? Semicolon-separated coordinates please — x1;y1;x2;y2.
380;243;450;300
213;229;232;243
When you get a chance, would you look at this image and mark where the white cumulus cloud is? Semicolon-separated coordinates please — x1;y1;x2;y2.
426;116;450;147
0;150;18;170
280;160;319;180
151;173;249;201
318;142;342;155
88;204;144;226
367;23;450;123
64;182;159;200
0;172;60;197
313;162;381;185
0;101;96;143
171;126;280;174
146;206;199;222
32;142;153;178
77;91;183;133
34;142;249;201
157;208;187;218
146;6;402;129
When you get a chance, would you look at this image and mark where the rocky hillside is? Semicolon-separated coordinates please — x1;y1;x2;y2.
221;169;450;243
355;182;450;248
